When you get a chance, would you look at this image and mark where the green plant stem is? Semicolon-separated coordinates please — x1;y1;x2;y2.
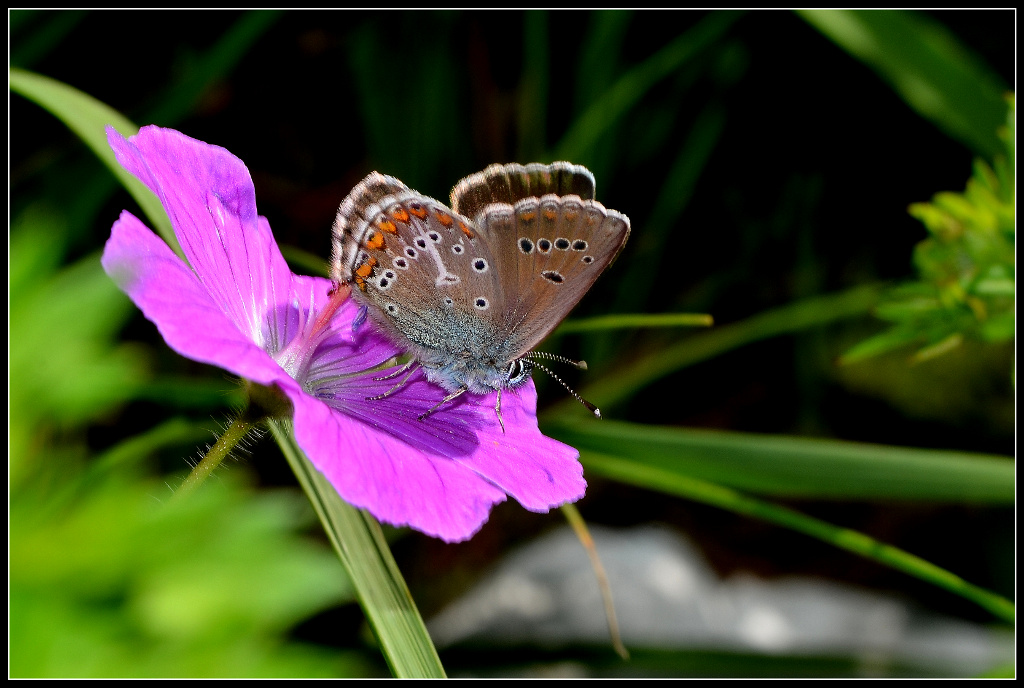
545;283;882;418
562;503;629;660
583;451;1015;624
558;312;714;334
171;413;255;502
556;10;742;160
270;420;446;678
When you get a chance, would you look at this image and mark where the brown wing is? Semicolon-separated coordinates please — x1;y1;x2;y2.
450;161;596;222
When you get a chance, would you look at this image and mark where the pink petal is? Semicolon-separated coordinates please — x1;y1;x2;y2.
447;382;586;512
106;126;295;354
302;342;584;539
101;211;286;387
286;378;507;542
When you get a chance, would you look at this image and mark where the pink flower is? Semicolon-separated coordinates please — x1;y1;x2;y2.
101;125;585;542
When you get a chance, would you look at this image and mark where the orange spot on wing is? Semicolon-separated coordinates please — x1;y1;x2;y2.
364;230;385;250
520;211;536;222
435;210;453;227
409;204;428;219
355;257;377;279
543;208;557;221
391;207;410;223
459;221;475;239
377;219;397;234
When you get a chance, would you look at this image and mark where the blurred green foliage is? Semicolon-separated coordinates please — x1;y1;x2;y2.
9;198;368;678
843;96;1015;364
10;469;365;677
798;10;1008;158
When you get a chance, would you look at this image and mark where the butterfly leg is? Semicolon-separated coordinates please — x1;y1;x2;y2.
494;388;505;434
373;358;416;381
418;386;468;421
366;361;420;401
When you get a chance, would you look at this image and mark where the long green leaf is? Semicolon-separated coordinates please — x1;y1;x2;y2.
544;283;882;418
607;100;727;318
270;421;446;678
144;10;281;126
798;10;1008;157
558;311;714;334
10;12;280;255
10;67;178;253
571;449;1014;623
549;419;1014;503
555;11;741;160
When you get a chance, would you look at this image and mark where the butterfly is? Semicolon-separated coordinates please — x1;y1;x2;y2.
330;162;630;428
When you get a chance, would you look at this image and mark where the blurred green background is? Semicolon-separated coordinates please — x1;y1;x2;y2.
10;9;1014;677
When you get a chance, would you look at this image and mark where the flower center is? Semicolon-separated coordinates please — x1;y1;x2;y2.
271;284;349;387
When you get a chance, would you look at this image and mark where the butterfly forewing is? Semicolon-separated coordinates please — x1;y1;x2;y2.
334;185;506;366
331;172;410;284
475;193;630;357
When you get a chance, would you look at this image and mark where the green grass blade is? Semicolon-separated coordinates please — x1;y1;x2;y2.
144;11;281;126
518;10;549;159
574;11;632;114
573;449;1014;623
798;10;1009;157
9;9;88;67
558;311;714;334
545;283;882;417
269;421;446;678
10;67;178;253
555;11;742;161
548;419;1014;503
608;101;726;320
11;13;279;255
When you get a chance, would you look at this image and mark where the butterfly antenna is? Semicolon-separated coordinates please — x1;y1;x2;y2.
524;350;589;371
528;360;601;419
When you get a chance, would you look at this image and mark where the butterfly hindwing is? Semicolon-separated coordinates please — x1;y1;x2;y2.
450;161;596;221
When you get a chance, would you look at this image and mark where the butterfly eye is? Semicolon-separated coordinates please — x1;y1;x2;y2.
505;359;534;386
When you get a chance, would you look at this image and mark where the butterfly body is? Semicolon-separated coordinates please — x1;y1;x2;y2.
331;162;629;402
